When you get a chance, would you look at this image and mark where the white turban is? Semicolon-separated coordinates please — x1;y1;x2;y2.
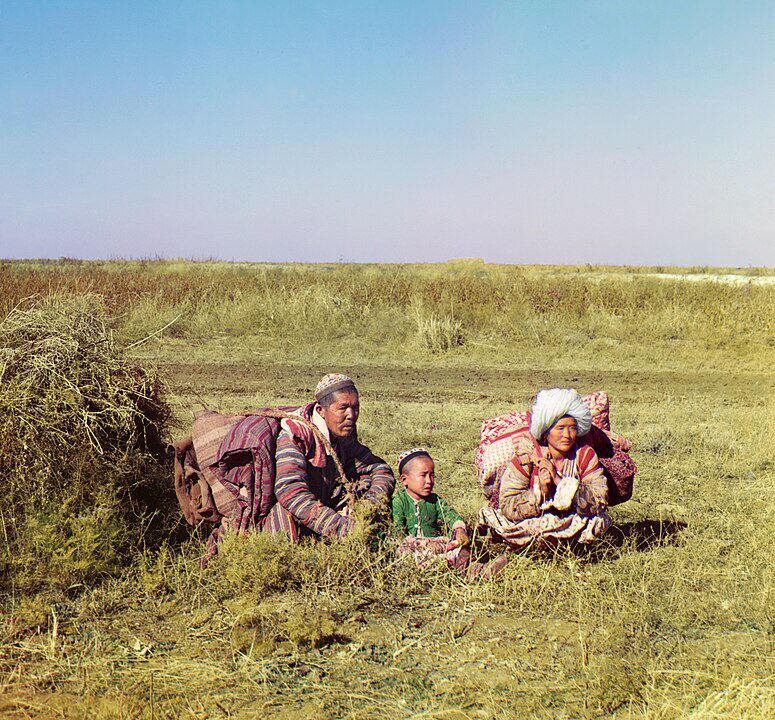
530;388;592;441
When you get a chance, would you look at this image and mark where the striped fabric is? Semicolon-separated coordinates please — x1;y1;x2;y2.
262;503;304;541
272;430;395;540
477;442;611;548
214;414;282;533
475;392;610;495
475;391;635;510
192;409;246;476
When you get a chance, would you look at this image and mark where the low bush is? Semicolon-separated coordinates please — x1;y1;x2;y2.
0;295;174;592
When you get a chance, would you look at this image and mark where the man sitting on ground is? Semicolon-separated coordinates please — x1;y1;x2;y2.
263;373;395;541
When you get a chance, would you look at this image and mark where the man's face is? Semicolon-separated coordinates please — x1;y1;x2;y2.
317;390;360;440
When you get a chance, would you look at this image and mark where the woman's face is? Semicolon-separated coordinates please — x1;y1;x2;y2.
545;416;577;455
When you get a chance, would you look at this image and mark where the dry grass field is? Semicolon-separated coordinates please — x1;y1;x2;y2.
0;260;773;719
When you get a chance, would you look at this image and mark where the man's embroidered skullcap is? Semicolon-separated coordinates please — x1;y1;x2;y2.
397;447;432;474
530;388;592;441
314;373;357;401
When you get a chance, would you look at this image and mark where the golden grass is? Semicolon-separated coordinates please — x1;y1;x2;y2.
0;261;773;719
1;260;772;354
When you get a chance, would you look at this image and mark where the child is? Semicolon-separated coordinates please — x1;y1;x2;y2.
392;448;508;578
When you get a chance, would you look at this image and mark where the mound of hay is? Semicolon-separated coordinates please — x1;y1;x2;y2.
0;295;173;591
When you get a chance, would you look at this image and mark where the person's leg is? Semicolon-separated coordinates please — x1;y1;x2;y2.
465;553;511;580
449;547;471;572
399;536;448;568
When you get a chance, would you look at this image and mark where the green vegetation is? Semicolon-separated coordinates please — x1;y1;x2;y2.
0;261;772;719
0;260;772;372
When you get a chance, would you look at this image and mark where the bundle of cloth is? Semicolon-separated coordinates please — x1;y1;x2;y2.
476;389;636;548
171;403;334;564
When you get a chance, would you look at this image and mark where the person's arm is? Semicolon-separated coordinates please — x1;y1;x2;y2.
351;442;395;504
436;495;466;535
575;447;608;517
499;459;541;521
274;431;352;538
436;495;468;550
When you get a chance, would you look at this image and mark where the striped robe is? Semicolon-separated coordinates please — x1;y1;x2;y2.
266;410;394;540
500;442;607;522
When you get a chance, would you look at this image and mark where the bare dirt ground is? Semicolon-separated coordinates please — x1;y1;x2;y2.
161;360;770;411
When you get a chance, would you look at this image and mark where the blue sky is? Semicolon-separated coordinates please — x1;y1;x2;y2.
1;1;773;265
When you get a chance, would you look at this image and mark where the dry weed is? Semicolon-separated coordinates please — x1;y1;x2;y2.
0;294;173;591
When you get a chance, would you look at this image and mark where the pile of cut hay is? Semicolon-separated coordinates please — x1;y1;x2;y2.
0;295;173;591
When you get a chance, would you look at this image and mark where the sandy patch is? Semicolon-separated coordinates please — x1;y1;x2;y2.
648;273;775;285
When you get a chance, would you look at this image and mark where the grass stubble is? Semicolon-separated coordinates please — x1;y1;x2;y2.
0;260;773;719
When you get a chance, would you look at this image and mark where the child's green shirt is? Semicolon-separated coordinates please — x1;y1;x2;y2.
391;487;464;538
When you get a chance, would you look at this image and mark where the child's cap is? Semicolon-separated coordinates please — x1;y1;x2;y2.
397;447;432;474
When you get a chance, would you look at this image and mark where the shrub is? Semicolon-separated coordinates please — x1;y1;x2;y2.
0;295;173;591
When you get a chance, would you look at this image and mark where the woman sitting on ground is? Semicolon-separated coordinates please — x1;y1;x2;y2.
483;388;611;547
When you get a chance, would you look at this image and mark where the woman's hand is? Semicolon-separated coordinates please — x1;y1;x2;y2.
614;433;632;452
607;431;632;452
534;456;556;500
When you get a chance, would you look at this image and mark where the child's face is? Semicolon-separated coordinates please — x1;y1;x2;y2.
401;456;435;500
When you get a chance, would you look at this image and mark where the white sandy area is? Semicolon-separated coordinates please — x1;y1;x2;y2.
648;273;775;285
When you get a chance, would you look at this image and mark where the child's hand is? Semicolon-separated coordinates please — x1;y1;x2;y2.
446;526;469;551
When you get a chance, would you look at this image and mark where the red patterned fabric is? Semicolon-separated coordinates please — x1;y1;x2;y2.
475;411;530;502
579;425;636;506
585;390;611;431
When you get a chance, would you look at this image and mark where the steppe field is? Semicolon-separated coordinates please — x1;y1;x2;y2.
0;260;773;720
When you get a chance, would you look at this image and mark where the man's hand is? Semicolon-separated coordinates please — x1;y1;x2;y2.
362;490;388;507
333;515;355;539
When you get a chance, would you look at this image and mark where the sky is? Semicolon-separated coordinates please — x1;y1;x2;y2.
1;1;774;265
